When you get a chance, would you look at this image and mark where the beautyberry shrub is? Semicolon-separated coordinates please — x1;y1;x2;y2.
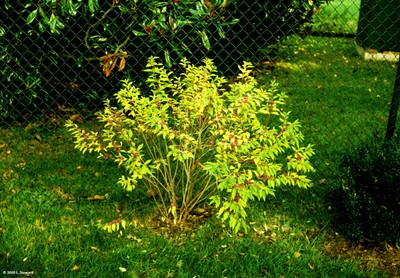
66;57;314;233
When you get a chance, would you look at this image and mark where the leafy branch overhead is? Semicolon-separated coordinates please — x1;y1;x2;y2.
23;0;237;74
66;57;315;234
23;0;323;75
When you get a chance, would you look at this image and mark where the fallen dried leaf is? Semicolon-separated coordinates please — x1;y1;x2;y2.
3;169;13;180
86;195;106;201
51;117;62;126
191;208;206;215
51;186;69;200
29;141;39;146
72;265;80;271
318;179;327;185
24;124;33;131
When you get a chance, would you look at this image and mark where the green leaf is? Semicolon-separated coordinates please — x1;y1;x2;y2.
198;30;211;51
180;42;192;54
38;22;45;32
216;24;226;39
56;17;65;29
49;13;57;34
229;216;237;229
209;196;221;208
132;30;148;37
203;162;219;174
26;9;38;24
88;0;99;13
157;13;166;23
69;3;81;16
221;18;240;26
164;50;172;68
233;221;242;234
38;8;49;25
222;211;230;221
189;9;202;16
218;206;225;217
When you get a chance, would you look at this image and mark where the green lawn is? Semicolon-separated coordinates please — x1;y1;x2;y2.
264;35;397;184
0;127;383;277
312;0;361;34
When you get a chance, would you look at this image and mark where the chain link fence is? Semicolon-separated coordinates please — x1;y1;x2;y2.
1;0;399;182
1;0;322;126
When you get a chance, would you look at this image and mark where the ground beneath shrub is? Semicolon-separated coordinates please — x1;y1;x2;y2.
323;231;400;277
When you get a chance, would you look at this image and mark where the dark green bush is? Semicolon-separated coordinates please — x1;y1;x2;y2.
332;136;400;244
1;0;324;125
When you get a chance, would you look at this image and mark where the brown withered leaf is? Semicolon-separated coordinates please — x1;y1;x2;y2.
51;117;62;126
99;53;114;61
34;134;42;141
51;186;70;200
147;189;156;198
29;141;39;146
109;58;117;72
69;114;80;121
76;117;84;124
118;57;126;71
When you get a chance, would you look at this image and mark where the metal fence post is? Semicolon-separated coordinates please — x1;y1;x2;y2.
385;60;400;141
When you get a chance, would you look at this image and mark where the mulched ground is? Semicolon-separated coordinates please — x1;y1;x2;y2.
323;231;400;277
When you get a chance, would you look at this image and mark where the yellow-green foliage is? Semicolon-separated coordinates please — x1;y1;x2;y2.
66;57;314;233
97;218;127;237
